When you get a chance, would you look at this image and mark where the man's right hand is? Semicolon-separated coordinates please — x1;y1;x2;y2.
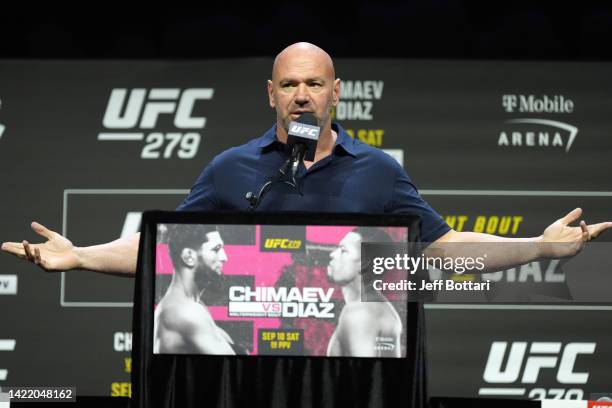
1;222;81;272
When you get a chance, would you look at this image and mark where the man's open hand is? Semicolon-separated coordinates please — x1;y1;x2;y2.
541;208;612;258
1;222;81;272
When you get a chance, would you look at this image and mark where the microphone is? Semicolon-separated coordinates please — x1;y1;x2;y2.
285;113;320;178
244;113;320;210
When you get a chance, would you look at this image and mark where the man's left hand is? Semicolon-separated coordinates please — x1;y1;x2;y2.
540;208;612;258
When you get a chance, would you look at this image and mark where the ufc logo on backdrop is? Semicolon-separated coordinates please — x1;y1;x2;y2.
98;88;213;159
0;96;5;140
479;341;596;400
0;339;16;381
121;212;142;238
483;341;595;384
103;88;213;129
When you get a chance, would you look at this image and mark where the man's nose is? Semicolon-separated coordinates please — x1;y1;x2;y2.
330;248;338;259
219;249;228;262
294;83;310;105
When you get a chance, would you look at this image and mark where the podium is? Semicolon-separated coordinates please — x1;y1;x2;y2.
131;211;425;408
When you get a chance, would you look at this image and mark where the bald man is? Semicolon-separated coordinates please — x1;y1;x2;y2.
3;42;611;279
267;42;339;165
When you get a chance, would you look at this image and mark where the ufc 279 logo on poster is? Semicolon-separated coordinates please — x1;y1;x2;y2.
480;341;596;400
98;88;213;159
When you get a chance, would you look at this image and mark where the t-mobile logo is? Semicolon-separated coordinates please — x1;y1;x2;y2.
502;94;574;113
502;95;518;112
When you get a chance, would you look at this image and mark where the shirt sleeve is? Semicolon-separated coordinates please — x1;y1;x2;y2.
385;165;451;243
176;161;220;211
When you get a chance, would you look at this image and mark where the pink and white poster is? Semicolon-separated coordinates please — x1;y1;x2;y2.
153;224;408;358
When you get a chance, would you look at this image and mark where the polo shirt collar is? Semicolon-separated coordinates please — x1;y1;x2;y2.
332;123;357;157
253;125;279;148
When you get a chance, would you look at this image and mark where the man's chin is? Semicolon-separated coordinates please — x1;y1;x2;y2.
326;272;337;284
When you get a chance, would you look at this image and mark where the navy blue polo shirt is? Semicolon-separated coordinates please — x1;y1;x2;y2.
177;123;450;243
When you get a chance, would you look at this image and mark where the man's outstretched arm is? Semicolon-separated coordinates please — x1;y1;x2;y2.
429;208;612;272
1;222;139;276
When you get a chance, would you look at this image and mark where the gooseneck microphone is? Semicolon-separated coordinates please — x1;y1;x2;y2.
245;113;321;210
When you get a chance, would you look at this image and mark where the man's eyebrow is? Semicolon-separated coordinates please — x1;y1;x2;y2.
279;77;326;84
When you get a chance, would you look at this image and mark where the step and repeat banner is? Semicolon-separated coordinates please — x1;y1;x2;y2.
0;59;610;400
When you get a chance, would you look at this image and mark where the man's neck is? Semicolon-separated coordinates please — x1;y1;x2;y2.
276;121;337;169
171;269;200;301
341;278;362;304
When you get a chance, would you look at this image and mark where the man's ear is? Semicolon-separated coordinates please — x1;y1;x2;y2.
332;78;341;106
267;80;276;108
180;248;197;267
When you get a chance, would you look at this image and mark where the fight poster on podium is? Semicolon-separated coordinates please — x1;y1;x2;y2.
153;222;412;358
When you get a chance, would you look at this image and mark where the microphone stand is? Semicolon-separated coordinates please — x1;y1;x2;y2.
245;144;306;210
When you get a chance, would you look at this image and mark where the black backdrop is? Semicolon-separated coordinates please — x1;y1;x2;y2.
3;5;612;60
0;57;611;400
